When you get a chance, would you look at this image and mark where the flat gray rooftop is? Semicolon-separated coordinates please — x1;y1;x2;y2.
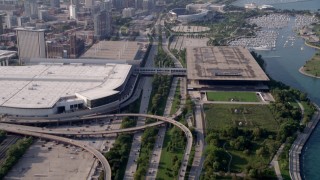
187;46;269;81
0;64;131;109
81;41;144;60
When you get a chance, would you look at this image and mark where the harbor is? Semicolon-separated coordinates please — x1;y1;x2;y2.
228;14;317;51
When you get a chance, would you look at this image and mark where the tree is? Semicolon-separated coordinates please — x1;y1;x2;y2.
256;146;268;157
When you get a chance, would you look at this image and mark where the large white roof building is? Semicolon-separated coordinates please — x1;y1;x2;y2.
0;63;132;116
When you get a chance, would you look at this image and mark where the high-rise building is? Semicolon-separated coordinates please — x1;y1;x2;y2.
122;8;135;18
93;0;112;40
17;16;30;27
46;35;85;58
50;0;60;8
143;0;154;11
16;27;46;64
101;0;112;11
135;0;142;9
69;5;77;20
94;10;107;40
24;0;38;18
0;14;4;35
85;0;93;7
6;14;18;29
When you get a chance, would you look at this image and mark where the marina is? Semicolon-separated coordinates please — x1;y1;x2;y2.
229;30;277;50
229;14;318;51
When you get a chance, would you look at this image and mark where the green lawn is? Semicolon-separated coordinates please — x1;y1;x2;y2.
156;127;185;180
204;104;279;133
303;51;320;77
227;141;274;172
207;91;259;102
203;104;280;174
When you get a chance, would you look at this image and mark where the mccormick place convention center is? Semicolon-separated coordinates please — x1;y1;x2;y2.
0;41;147;117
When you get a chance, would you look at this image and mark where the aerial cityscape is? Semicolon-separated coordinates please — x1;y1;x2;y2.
0;0;319;179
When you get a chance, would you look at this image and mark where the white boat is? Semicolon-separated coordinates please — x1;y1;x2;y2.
252;46;272;51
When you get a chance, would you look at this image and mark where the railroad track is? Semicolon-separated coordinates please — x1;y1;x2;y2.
0;135;20;165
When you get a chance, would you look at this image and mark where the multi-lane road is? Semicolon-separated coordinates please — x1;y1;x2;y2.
0;113;193;180
0;125;112;180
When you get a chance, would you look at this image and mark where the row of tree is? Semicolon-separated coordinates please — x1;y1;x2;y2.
0;131;6;143
104;117;136;180
0;137;33;179
134;128;158;180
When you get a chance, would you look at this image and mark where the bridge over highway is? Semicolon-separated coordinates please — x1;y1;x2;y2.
135;67;186;76
0;113;192;180
0;125;112;180
0;121;165;136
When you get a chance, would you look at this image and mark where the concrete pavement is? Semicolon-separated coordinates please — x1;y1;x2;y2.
188;92;205;180
124;77;153;180
0;126;112;180
1;113;193;180
289;104;320;180
124;36;156;179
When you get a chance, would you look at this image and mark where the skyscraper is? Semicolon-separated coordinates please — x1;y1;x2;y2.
94;0;112;40
85;0;93;7
69;5;77;20
0;14;4;35
50;0;60;8
24;0;38;18
94;10;107;39
16;27;46;64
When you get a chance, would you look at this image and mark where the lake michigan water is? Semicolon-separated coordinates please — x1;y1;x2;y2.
232;0;320;179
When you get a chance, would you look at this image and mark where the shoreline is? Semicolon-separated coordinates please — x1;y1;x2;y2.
298;66;320;79
304;41;320;50
298;41;320;79
289;104;320;180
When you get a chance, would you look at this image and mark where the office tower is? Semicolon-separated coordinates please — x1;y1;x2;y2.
122;8;135;18
17;16;30;27
135;0;142;9
94;10;107;40
94;0;112;40
16;27;46;64
24;0;38;18
101;0;112;11
85;0;93;7
0;14;4;35
50;0;60;8
69;5;77;20
6;14;18;29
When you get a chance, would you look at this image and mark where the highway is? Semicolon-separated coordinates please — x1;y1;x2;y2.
0;113;193;179
188;92;205;180
0;121;165;136
146;77;179;179
0;125;112;180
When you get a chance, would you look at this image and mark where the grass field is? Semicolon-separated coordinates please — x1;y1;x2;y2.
303;51;320;77
207;91;259;102
156;127;185;180
204;104;280;173
204;104;279;133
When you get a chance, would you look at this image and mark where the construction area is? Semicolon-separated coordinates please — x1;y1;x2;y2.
186;46;270;90
81;41;147;60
